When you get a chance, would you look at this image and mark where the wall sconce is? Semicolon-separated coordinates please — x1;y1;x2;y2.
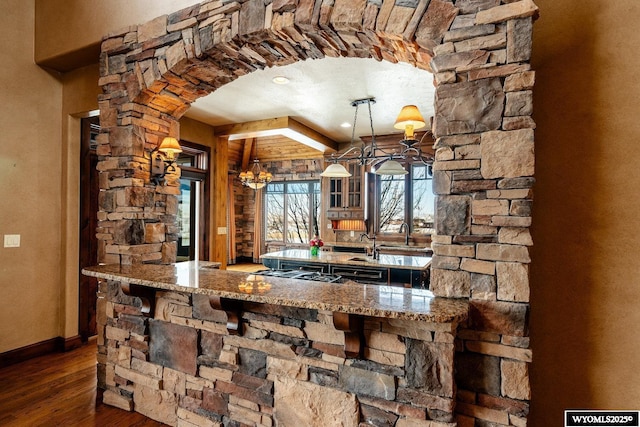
151;137;182;185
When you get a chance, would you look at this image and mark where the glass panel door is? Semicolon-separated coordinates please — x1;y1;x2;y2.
177;178;202;261
347;163;361;208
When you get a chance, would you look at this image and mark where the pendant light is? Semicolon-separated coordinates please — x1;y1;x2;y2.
373;104;427;175
322;99;433;177
320;98;376;177
374;159;408;175
320;162;351;177
394;104;426;145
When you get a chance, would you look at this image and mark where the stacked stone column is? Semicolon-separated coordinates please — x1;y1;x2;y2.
429;2;537;425
96;89;183;265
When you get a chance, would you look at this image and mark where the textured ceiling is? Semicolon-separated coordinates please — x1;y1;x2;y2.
184;57;435;145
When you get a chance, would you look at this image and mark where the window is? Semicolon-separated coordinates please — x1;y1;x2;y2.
379;173;405;232
265;181;321;244
377;164;434;235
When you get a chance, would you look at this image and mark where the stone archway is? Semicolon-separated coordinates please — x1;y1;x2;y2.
97;0;538;424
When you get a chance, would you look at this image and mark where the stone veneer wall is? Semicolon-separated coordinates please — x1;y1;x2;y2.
98;280;459;426
97;0;538;425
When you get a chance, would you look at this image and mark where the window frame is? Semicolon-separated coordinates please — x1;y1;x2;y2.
175;141;210;261
263;180;321;245
374;162;434;236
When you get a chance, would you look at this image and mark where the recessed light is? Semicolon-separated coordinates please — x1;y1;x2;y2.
272;76;290;85
340;122;352;128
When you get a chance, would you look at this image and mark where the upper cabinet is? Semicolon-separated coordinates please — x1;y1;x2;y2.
326;163;364;219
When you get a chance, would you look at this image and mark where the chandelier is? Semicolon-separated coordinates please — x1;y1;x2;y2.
320;98;433;177
238;141;273;189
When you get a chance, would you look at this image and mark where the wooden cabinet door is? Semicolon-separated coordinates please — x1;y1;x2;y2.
326;163;364;219
346;163;363;212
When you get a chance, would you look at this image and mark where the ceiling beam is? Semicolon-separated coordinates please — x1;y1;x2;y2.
214;117;338;154
241;138;254;171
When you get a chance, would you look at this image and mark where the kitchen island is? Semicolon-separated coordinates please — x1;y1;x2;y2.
83;261;467;426
260;249;432;288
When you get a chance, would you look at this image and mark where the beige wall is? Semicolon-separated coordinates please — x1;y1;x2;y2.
0;0;64;352
180;116;216;148
1;0;639;423
59;64;101;338
35;0;203;70
1;1;215;353
530;0;640;423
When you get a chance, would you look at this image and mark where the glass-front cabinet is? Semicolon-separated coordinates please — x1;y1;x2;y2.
326;162;364;219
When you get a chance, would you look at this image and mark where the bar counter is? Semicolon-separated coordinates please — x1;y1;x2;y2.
82;261;469;426
82;261;467;323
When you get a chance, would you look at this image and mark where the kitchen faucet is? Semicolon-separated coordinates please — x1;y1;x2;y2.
399;222;410;245
360;233;379;260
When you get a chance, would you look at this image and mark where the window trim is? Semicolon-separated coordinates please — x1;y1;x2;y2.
263;180;321;245
175;141;210;261
374;162;433;237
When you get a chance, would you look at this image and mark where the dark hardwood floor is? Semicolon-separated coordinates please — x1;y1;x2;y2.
0;338;165;427
0;265;265;426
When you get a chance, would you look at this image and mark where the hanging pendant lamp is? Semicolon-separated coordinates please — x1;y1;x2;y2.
321;99;432;176
374;159;408;175
320;162;351;177
239;140;272;189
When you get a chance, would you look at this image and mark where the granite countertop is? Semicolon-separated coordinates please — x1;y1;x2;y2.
82;261;467;324
260;249;432;270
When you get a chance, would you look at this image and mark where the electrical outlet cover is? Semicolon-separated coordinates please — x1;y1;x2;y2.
4;234;20;248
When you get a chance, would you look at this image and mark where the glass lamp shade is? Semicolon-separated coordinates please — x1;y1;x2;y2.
320;163;352;177
247;182;266;190
373;159;408;175
158;137;183;159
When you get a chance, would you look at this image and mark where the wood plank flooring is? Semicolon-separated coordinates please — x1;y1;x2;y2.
0;264;265;426
226;263;265;273
0;338;165;427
